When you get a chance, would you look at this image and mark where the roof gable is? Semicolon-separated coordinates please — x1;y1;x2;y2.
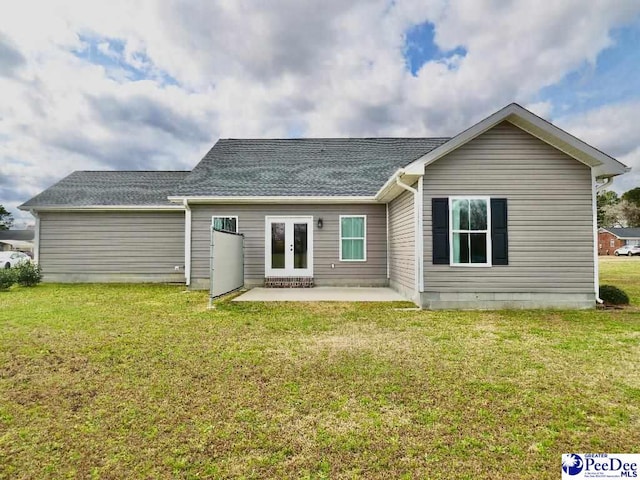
402;103;629;179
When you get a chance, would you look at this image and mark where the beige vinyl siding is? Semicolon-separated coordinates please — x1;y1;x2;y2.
38;211;185;282
423;121;595;293
388;187;415;295
190;204;387;286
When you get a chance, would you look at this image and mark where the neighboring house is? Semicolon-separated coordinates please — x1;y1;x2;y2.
19;104;629;309
0;229;35;253
598;227;640;255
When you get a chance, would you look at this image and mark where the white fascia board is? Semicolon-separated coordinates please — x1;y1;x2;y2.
374;170;422;203
403;103;629;178
167;195;379;204
26;205;185;212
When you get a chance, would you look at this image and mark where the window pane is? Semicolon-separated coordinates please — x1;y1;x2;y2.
341;217;353;237
271;223;285;269
351;217;365;237
453;233;469;263
470;200;487;230
213;217;237;232
451;199;469;230
470;233;487;263
342;239;365;260
293;223;307;269
342;239;353;259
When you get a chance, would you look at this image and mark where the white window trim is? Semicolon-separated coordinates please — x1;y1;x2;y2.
211;215;239;233
448;196;492;267
339;214;367;262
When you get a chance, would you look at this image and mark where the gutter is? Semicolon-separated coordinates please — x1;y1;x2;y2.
168;195;379;204
395;175;424;295
184;199;191;286
18;205;184;212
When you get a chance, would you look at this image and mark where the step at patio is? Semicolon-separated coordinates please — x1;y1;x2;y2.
264;277;314;288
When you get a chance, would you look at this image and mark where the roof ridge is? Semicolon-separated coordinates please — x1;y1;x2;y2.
220;137;452;141
72;170;191;173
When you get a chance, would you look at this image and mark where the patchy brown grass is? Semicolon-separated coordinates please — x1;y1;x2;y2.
0;261;638;479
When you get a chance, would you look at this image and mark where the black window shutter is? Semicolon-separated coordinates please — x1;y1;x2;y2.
491;198;508;265
432;198;449;264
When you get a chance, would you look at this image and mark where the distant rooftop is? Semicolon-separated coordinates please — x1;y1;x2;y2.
0;229;34;241
602;227;640;238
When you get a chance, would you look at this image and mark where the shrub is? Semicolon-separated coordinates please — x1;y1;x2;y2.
14;262;42;287
0;268;14;291
599;285;630;305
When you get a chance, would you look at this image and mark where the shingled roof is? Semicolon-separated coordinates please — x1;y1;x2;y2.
0;229;34;241
172;138;450;197
603;227;640;239
19;171;190;209
19;138;450;208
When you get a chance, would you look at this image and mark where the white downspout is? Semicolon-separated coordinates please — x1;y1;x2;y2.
395;176;423;297
31;210;40;264
593;175;614;304
417;176;424;293
385;202;390;280
184;199;191;287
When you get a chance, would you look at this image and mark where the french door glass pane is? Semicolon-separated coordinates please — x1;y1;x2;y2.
271;222;285;269
293;223;307;269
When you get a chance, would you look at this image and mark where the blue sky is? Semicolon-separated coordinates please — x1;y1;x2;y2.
536;23;640;118
1;0;640;226
404;21;467;75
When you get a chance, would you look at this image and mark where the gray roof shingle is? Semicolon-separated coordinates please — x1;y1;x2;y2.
173;137;450;197
0;229;34;241
20;137;451;208
20;171;190;208
604;227;640;239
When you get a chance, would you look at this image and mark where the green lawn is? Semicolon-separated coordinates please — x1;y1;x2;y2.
0;261;639;479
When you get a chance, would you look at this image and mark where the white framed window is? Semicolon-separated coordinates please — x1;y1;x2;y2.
212;216;239;233
449;197;491;266
339;215;367;262
610;239;615;247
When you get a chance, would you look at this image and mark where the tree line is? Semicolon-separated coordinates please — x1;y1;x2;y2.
597;187;640;227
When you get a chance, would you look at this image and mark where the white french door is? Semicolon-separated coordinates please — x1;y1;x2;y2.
265;216;313;277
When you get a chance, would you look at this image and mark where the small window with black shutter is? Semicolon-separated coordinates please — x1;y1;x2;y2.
432;197;508;266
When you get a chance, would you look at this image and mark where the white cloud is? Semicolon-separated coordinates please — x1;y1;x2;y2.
557;101;640;193
1;0;639;226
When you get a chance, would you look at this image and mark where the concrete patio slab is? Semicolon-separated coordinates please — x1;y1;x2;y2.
232;287;408;302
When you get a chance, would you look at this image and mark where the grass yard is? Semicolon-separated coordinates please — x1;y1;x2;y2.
1;261;639;479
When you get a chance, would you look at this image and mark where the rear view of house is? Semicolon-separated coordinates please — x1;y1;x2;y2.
20;104;629;309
